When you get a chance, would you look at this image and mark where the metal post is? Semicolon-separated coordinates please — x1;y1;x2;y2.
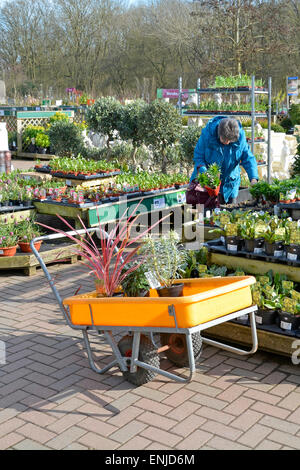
286;76;289;114
197;78;201;107
178;76;182;116
251;75;255;155
268;77;272;184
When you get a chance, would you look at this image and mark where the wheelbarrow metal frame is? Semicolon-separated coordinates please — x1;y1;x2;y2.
30;230;258;384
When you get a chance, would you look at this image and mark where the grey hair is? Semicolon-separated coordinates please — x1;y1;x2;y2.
218;118;239;142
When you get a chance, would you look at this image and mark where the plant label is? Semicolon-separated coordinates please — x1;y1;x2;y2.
254;247;263;254
153;197;165;210
144;271;161;289
274;250;283;257
220;236;225;244
0;111;4;116
66;180;72;187
227;244;237;252
280;321;292;331
287;252;298;261
177;192;186;204
0;250;3;254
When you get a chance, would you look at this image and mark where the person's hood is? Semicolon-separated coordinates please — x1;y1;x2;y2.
205;115;243;148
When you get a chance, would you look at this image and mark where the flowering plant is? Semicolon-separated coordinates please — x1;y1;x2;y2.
0;224;18;247
15;218;43;242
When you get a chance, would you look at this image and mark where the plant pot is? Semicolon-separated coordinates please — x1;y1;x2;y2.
255;308;278;325
244;238;264;253
18;241;42;253
225;236;243;253
204;182;221;197
22;200;33;207
276;311;300;331
264;241;284;257
0;245;18;257
285;244;300;261
156;283;184;297
37;147;47;154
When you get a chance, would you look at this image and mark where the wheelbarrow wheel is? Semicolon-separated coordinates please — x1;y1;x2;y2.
160;332;202;367
118;334;160;386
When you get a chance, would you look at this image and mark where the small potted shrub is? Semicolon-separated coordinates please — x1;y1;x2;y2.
139;231;187;297
240;220;265;253
35;132;50;154
121;263;150;297
285;227;300;261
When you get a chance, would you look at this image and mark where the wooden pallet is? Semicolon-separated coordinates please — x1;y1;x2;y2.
0;242;79;276
203;321;299;358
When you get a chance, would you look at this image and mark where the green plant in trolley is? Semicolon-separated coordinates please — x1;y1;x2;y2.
139;231;187;289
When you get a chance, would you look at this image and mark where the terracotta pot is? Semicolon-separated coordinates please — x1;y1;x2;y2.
19;241;42;253
204;182;221;196
0;245;18;257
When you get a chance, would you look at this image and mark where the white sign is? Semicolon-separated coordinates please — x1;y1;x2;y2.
65;179;72;186
144;271;161;289
177;192;186;204
153;197;166;210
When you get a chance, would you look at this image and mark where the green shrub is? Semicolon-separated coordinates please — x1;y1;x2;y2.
289;104;300;125
280;117;293;131
138;99;182;173
271;123;285;133
86;96;122;148
179;125;202;165
181;116;188;126
48;121;85;157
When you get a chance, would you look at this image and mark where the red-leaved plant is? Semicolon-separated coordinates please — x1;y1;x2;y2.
38;201;169;297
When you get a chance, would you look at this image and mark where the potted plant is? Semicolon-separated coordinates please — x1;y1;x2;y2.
251;282;279;326
277;297;300;331
284;227;300;261
262;227;285;257
0;225;19;257
35;132;50;154
38;201;169;297
139;231;187;297
197;163;221;196
240;219;265;253
121;262;150;297
16;218;43;253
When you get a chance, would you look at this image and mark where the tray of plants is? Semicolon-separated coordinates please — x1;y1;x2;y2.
30;206;258;386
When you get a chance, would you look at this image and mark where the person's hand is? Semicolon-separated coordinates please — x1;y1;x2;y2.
250;179;258;185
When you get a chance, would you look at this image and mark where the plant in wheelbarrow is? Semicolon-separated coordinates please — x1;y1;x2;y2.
37;203;171;386
139;232;203;367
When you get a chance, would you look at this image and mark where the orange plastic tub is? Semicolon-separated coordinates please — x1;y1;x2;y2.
63;276;256;329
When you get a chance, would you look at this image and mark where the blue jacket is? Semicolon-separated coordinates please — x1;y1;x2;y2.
190;115;259;202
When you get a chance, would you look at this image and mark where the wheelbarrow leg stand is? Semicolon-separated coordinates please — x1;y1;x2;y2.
82;329;128;374
202;310;258;355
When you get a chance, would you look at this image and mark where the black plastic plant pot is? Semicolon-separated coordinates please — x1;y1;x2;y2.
244;238;264;253
156;283;184;297
225;236;243;253
22;200;33;207
255;309;278;326
277;311;300;331
265;241;284;257
285;244;300;261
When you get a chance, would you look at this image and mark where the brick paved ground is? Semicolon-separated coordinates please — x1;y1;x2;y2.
0;261;300;450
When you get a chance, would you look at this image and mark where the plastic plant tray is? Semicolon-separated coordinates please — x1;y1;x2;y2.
63;276;256;328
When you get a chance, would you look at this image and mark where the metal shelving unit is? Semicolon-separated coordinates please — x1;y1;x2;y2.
178;76;272;183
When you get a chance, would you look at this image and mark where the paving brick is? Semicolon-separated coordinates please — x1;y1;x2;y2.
223;396;255;416
46;426;87;450
17;422;57;444
195;406;234;425
77;416;117;436
0;432;24;449
243;388;281;405
78;432;119;450
0;417;25;438
141;426;182;447
18;409;57;428
259;415;300;434
277;392;300;411
190;392;227;410
251;401;291;419
255;440;282;450
171;414;207;437
202;420;243;441
161;388;196;407
230;409;263;431
131;386;169;402
137;411;178;431
167;401;200;421
13;439;50;450
118;435;152;450
208;436;250;450
238;423;272;448
268;430;300;449
109;420;148;444
134;398;173;416
176;429;213;450
216;384;245;402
